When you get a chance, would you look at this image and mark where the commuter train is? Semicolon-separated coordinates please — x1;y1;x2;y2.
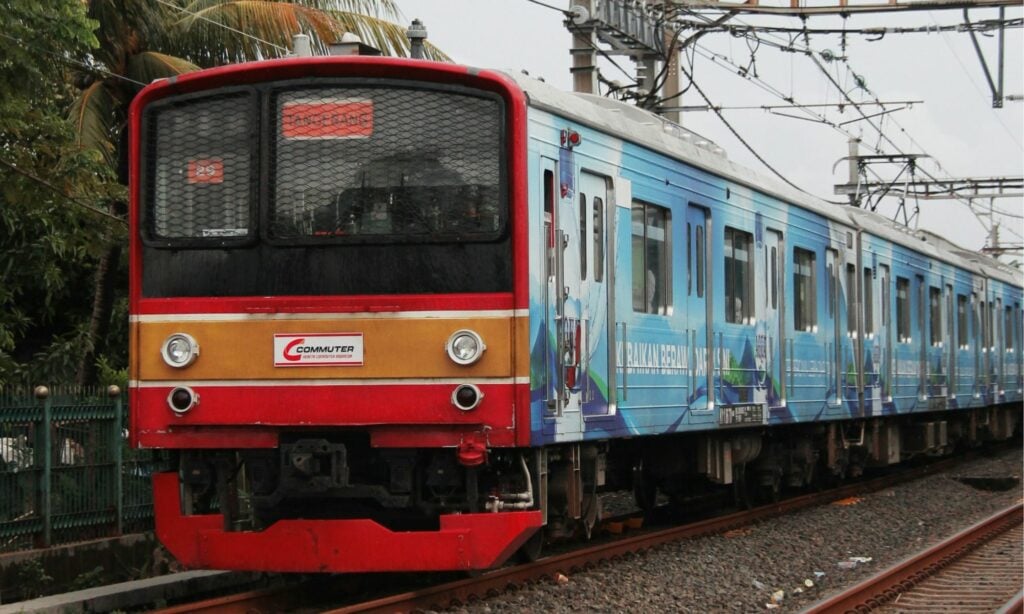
129;56;1022;572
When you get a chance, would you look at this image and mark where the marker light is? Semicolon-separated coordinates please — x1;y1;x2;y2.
452;384;483;411
446;329;486;366
161;333;199;368
167;386;199;415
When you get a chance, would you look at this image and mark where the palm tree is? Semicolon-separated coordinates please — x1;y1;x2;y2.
69;0;448;384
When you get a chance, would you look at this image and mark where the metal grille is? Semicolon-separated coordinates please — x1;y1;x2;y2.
269;85;504;242
145;92;254;242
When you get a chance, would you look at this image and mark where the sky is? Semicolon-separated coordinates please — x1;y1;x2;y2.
392;0;1023;264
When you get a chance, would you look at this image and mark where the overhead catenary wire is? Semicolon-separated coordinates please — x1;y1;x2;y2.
706;17;1022;239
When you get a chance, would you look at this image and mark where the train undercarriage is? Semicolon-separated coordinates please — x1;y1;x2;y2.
164;403;1020;570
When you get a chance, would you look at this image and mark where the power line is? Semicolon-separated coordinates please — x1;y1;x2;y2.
678;61;823;199
523;0;572;15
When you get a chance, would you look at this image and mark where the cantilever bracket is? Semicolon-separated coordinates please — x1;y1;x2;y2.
965;7;1006;108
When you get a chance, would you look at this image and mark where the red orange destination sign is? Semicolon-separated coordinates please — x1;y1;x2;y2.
281;100;374;139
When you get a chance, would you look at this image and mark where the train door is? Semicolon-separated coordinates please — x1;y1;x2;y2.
826;249;842;406
579;171;612;418
687;205;711;410
760;229;785;408
541;154;583;437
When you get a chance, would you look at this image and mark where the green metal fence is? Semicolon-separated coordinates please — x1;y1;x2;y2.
0;386;170;553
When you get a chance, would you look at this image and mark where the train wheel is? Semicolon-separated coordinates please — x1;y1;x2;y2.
758;475;781;504
733;465;755;510
515;528;545;562
632;460;657;512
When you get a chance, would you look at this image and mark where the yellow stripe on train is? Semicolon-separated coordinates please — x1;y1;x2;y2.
133;315;531;380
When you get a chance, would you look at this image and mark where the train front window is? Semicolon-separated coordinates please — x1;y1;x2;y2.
269;85;504;243
144;92;255;244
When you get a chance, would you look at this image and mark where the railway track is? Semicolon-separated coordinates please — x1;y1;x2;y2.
153;451;989;614
805;502;1023;613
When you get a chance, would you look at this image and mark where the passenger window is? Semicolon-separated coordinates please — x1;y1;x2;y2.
880;265;890;326
896;277;910;342
770;246;778;310
724;227;753;324
793;248;816;331
958;295;969;349
846;265;857;335
631;201;671;314
863;268;874;335
544;169;554;275
930;287;942;346
579;193;587;281
687;222;692;296
696;225;704;298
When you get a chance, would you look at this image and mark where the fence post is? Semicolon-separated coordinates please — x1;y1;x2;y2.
35;385;52;547
111;385;124;535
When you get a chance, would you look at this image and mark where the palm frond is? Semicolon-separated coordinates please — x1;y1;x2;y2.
163;1;447;65
126;51;200;86
68;81;120;166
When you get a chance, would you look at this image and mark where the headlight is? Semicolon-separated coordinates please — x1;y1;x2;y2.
161;333;199;368
445;329;486;365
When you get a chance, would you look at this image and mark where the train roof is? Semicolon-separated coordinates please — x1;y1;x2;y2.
500;70;1021;291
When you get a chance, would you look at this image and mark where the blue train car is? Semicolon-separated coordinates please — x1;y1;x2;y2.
514;71;1021;515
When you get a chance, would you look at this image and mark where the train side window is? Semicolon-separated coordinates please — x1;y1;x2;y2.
863;268;874;335
958;294;969;349
770;246;778;310
544;169;554;275
846;264;857;335
896;277;910;342
996;299;1003;349
793;247;816;331
989;301;996;349
827;254;836;317
974;295;981;349
724;226;754;324
579;193;587;281
696;225;704;298
930;287;942;346
631;201;671;315
1005;305;1013;351
880;265;890;327
687;222;692;296
980;299;988;349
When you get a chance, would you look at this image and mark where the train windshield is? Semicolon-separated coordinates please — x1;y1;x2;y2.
269;86;504;243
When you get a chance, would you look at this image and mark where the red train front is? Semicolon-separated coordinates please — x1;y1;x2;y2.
128;57;541;572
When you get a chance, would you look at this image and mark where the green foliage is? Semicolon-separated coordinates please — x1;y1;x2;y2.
12;559;54;599
0;0;126;386
69;566;108;592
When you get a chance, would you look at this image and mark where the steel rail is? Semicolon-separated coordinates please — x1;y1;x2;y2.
804;502;1024;613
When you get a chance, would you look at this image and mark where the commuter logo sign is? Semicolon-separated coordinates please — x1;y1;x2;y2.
274;333;364;366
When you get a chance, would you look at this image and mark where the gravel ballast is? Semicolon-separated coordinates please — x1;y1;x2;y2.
450;446;1022;613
